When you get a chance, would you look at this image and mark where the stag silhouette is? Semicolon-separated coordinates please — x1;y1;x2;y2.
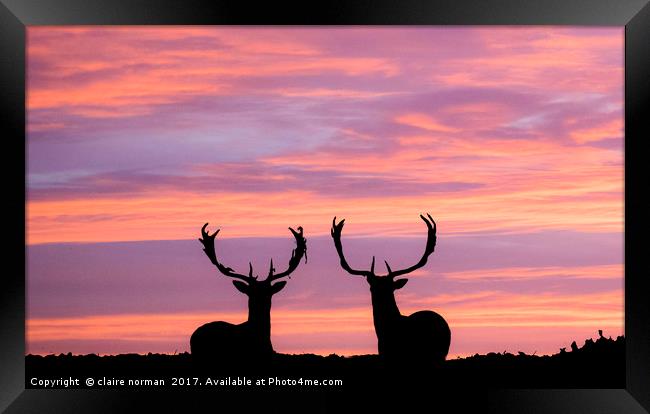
331;214;450;365
191;223;306;363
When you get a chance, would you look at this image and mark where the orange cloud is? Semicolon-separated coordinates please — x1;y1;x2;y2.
28;27;399;117
570;118;623;144
27;289;623;357
395;113;459;133
401;290;623;330
26;163;623;244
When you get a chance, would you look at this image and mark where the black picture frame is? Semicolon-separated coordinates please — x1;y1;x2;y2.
1;0;648;412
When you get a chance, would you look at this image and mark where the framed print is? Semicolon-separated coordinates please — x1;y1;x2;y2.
1;0;649;412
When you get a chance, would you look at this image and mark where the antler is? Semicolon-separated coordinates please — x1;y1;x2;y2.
199;223;256;283
331;214;437;278
331;217;375;278
384;214;437;278
266;226;307;283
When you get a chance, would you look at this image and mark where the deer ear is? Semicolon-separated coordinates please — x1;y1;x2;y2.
232;281;250;295
270;281;287;295
393;278;409;290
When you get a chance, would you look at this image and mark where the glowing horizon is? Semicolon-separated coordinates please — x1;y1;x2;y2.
27;26;623;357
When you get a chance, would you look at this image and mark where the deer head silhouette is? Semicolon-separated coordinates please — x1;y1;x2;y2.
331;214;450;365
191;223;306;363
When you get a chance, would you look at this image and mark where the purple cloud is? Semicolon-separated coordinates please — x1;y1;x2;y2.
27;230;622;319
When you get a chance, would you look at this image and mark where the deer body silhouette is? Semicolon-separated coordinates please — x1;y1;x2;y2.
191;223;306;362
331;214;450;364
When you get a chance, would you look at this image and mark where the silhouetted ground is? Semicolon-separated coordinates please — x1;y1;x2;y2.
25;333;624;390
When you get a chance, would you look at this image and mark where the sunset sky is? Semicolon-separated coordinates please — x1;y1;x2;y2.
26;27;623;357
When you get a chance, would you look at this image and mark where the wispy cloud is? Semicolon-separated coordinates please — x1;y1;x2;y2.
27;288;622;357
442;264;623;281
